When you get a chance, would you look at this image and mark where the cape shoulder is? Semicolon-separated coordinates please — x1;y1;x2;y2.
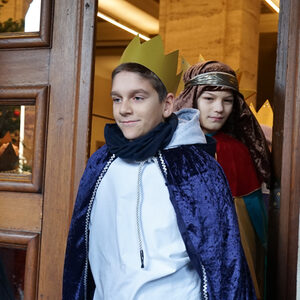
161;144;255;299
162;143;232;202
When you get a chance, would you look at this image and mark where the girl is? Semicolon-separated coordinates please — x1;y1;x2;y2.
175;61;271;300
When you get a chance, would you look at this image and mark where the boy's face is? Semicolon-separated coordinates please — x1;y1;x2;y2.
111;71;173;140
197;90;234;134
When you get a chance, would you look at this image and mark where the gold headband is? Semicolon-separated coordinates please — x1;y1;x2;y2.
184;72;239;91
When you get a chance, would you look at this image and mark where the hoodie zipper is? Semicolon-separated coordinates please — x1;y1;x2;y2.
136;153;167;269
83;154;115;300
201;263;208;300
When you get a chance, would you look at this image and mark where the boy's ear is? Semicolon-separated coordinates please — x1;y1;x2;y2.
163;93;174;118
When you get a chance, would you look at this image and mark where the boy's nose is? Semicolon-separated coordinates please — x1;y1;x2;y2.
119;99;132;115
214;99;224;113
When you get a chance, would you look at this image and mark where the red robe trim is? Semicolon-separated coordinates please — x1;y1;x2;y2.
213;132;261;197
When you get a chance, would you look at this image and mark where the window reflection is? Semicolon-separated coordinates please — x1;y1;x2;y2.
0;247;26;300
0;105;35;176
24;0;41;32
0;0;41;34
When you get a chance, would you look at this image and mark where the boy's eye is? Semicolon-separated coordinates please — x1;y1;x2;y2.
203;97;213;101
134;96;144;101
112;97;121;103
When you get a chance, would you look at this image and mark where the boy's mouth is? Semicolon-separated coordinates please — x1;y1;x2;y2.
209;116;223;121
120;120;139;125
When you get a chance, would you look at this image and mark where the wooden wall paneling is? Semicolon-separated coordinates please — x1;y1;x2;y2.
268;0;300;299
0;230;40;300
0;50;50;86
0;86;49;192
0;0;53;48
38;0;97;298
0;192;42;232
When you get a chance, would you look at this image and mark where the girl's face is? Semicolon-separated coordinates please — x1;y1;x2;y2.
197;90;234;134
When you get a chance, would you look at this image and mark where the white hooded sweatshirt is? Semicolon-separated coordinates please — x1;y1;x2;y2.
89;109;206;300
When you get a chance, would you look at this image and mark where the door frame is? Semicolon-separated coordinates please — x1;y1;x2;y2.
268;0;300;299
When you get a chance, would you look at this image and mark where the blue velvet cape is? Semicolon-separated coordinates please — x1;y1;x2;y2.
63;144;256;300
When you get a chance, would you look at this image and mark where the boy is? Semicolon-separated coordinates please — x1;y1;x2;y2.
63;36;256;300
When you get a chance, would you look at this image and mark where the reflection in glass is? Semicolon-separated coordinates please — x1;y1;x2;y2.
0;247;26;300
0;0;41;34
24;0;41;32
0;105;35;176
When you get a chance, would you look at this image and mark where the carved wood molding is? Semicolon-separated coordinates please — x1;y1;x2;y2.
0;230;40;300
0;86;49;192
0;0;53;48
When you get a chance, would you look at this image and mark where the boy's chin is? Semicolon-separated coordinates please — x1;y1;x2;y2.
121;130;142;140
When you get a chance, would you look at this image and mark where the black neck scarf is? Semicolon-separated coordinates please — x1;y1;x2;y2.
104;114;178;161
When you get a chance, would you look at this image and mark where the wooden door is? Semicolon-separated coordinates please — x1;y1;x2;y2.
268;0;300;299
0;0;97;298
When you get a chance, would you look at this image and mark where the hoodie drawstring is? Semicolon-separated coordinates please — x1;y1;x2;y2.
137;160;146;268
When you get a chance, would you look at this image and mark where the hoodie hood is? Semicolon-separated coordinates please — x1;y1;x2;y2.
165;108;206;149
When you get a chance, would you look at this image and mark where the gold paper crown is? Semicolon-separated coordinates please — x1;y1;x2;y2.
249;100;273;127
235;69;256;100
176;56;191;95
119;35;181;94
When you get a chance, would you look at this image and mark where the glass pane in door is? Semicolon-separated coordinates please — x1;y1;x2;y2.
0;0;41;34
0;246;26;300
0;104;35;178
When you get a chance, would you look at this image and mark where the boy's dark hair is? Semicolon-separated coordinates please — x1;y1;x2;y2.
112;63;168;102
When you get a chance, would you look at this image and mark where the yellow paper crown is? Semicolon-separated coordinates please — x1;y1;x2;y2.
119;35;181;94
235;69;256;100
176;56;191;96
249;100;273;127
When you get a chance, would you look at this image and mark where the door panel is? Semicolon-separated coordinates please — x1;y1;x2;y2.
0;193;42;232
0;0;97;298
0;1;52;298
0;50;50;85
268;0;300;299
